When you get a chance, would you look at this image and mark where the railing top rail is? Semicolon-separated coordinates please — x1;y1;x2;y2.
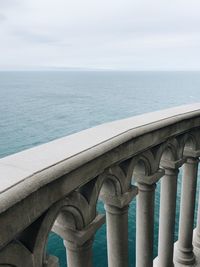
1;103;200;212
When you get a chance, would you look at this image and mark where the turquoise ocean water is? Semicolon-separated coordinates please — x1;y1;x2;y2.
0;71;200;266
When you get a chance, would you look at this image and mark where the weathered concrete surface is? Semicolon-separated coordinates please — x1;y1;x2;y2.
172;229;200;267
174;158;198;265
0;104;200;267
174;242;200;267
0;103;199;252
158;167;179;267
155;247;200;267
154;246;200;267
1;103;200;200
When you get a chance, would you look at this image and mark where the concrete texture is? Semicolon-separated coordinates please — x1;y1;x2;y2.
0;104;200;266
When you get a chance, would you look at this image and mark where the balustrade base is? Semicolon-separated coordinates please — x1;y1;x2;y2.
174;247;200;267
154;237;200;267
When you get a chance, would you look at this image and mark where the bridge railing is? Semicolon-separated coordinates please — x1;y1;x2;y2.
1;104;200;267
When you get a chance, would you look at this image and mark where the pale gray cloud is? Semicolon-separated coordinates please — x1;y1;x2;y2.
0;0;200;70
12;29;60;45
0;0;20;8
0;13;6;22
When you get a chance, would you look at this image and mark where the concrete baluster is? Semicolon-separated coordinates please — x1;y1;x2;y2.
101;186;138;267
157;159;183;267
194;193;200;248
175;157;199;265
135;169;164;267
64;239;93;267
136;182;156;267
52;214;105;267
105;205;129;267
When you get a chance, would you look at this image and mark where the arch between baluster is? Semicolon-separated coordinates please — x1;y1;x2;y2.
1;191;90;267
79;165;128;215
1;126;200;267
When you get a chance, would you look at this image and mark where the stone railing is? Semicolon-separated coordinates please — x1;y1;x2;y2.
1;104;200;267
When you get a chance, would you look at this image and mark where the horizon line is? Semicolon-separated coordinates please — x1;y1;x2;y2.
0;67;200;72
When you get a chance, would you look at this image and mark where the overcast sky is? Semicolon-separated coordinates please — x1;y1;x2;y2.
0;0;200;70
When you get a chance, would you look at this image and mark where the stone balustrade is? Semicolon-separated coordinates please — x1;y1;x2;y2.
1;104;200;267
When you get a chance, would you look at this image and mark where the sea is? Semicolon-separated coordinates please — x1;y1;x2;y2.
0;71;200;266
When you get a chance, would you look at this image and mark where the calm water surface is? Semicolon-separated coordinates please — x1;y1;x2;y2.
0;71;200;266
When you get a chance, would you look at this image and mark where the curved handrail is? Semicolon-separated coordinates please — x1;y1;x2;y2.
0;103;200;213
